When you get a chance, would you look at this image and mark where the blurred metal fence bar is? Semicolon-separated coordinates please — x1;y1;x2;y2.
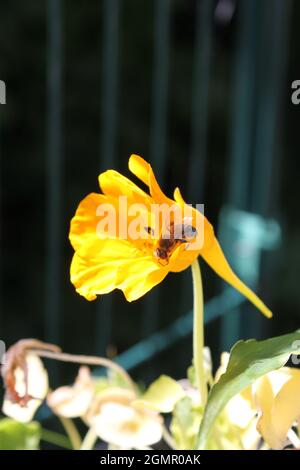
150;0;171;177
220;0;259;350
220;0;290;348
228;0;258;210
95;0;121;356
180;0;214;333
45;0;62;347
242;0;291;340
188;0;213;201
0;126;2;331
100;0;120;168
251;0;292;216
142;0;171;338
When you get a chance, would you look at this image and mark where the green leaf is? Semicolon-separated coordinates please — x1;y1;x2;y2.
0;418;41;450
93;377;110;395
197;330;300;449
107;369;134;390
187;365;196;387
133;375;185;413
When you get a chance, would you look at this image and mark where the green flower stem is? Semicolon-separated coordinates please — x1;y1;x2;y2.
162;425;177;450
41;428;72;449
191;259;207;406
80;427;98;450
58;416;82;450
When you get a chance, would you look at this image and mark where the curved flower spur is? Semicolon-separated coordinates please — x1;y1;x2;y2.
69;154;272;318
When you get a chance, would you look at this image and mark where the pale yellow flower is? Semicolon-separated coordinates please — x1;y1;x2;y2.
255;367;300;449
47;366;94;418
86;387;163;449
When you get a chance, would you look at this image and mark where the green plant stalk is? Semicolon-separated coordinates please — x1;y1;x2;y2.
80;427;98;450
41;428;72;449
58;416;82;450
191;259;207;406
162;425;177;450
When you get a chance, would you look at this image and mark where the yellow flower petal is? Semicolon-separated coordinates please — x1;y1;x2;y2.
224;387;256;429
99;169;152;205
255;368;300;449
70;189;186;301
129;154;173;204
69;193;111;251
173;187;185;205
201;236;272;318
71;237;169;302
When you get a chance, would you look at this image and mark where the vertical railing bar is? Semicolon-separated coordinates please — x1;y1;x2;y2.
221;0;259;350
100;0;120;169
179;0;214;371
96;0;120;356
0;125;2;332
149;0;171;177
188;0;213;202
227;0;257;209
45;0;62;350
243;0;293;340
251;0;293;215
142;0;171;341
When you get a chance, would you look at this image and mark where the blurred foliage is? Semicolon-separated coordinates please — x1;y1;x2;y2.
0;418;41;450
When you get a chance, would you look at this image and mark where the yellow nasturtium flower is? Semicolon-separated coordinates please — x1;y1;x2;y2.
69;155;271;318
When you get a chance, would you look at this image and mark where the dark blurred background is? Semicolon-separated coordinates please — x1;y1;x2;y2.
0;0;299;386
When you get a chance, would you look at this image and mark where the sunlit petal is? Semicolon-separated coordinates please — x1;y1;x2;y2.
255;368;300;449
201;236;272;318
99;169;152;205
129;154;173;204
